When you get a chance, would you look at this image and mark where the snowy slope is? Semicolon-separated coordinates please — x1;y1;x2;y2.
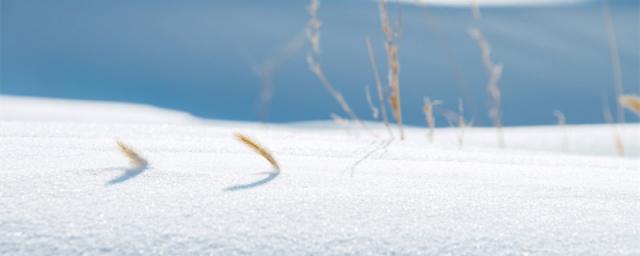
1;96;639;255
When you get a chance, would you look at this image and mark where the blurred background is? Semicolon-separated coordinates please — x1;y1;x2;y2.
1;0;638;126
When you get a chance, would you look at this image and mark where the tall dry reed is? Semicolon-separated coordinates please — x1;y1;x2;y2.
365;37;393;138
379;0;404;140
603;0;625;123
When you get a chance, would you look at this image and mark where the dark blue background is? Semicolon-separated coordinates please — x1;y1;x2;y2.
2;0;639;126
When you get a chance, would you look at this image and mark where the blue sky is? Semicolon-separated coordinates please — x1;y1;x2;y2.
1;0;638;126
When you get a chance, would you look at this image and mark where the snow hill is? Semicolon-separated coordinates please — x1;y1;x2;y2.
1;96;638;255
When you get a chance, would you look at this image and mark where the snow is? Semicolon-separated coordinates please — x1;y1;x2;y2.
1;96;639;255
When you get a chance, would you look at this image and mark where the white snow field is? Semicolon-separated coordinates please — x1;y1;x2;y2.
1;96;639;255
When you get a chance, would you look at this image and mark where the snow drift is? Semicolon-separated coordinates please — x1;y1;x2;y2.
0;96;638;255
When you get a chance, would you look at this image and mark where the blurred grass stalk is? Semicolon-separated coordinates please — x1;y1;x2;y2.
380;0;405;140
305;0;366;130
469;28;504;148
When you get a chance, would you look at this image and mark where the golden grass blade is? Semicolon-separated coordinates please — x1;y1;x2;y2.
234;133;280;171
619;94;640;116
116;140;148;167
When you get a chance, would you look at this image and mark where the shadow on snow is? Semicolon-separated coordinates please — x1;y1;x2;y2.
106;164;148;185
223;170;279;192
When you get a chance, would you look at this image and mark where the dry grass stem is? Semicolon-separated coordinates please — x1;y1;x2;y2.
234;133;280;171
469;28;505;148
393;0;404;38
366;37;394;139
331;113;350;128
471;0;481;20
603;0;625;123
457;99;468;149
307;0;321;55
469;29;493;74
256;32;306;122
365;85;379;119
348;139;393;176
553;110;569;152
423;97;442;143
443;99;470;149
306;55;361;124
619;94;640;116
380;0;404;139
553;111;566;126
306;0;366;130
116;140;148;167
488;64;504;147
603;102;625;156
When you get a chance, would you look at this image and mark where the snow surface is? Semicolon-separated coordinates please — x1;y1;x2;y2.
1;96;639;255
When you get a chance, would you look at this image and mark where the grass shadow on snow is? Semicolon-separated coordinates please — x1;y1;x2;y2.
72;166;126;174
106;164;148;185
223;170;279;192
